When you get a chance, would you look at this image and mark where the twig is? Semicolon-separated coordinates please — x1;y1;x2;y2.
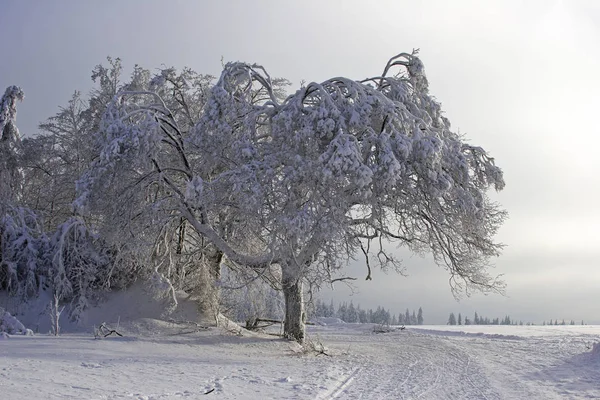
330;277;357;284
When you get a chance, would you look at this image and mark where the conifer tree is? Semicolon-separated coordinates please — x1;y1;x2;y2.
448;313;457;325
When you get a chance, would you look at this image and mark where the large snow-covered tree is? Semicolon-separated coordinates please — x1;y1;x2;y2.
76;51;506;342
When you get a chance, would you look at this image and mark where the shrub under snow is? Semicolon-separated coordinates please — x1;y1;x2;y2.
0;307;27;334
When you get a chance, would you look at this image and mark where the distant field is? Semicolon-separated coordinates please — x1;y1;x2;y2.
408;324;600;337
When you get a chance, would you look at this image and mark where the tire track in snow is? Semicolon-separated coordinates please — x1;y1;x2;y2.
315;329;500;400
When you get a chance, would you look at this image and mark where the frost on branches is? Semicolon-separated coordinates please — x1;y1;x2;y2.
0;86;25;208
77;51;506;342
0;86;24;145
0;207;46;301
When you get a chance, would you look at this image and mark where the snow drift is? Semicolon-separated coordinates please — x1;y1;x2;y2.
591;342;600;358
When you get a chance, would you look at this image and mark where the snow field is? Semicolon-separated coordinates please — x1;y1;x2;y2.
1;323;598;399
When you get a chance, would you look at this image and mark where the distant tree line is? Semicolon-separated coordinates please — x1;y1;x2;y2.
447;312;587;326
310;299;424;325
447;312;532;326
542;319;585;326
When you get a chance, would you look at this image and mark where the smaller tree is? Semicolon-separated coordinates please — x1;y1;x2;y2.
448;312;457;325
0;86;25;210
347;301;358;323
49;292;65;336
328;300;335;318
358;307;368;323
337;302;348;322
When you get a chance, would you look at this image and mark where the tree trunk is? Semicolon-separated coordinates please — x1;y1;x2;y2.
282;267;305;343
206;245;223;281
197;245;223;320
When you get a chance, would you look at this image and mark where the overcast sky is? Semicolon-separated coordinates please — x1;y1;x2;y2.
1;0;598;324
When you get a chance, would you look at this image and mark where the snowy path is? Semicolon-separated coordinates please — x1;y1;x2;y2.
1;324;599;399
312;325;600;399
313;328;498;399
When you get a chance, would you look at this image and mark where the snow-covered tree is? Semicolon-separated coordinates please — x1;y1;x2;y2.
0;86;24;147
358;306;368;323
448;312;457;325
76;51;505;342
356;305;365;323
328;299;336;318
337;302;348;321
0;207;47;301
0;86;25;209
346;301;358;323
398;312;405;325
313;299;327;318
458;313;462;325
417;307;423;325
47;218;119;322
20;91;96;230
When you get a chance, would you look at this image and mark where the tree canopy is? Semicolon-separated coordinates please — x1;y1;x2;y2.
75;51;506;341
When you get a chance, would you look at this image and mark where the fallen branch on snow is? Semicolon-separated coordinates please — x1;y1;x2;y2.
373;323;405;334
94;322;123;339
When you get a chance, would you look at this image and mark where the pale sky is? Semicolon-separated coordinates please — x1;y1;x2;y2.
1;0;599;324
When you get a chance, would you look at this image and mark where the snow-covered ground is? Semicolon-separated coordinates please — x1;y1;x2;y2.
1;320;599;399
410;324;600;338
